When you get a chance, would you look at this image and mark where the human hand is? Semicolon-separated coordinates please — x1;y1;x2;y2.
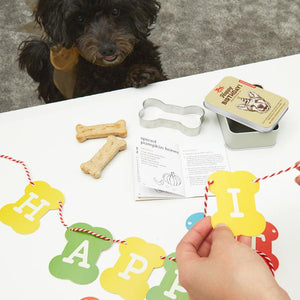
176;217;290;300
295;161;300;185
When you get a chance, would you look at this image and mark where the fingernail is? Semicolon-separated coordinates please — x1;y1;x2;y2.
215;223;228;228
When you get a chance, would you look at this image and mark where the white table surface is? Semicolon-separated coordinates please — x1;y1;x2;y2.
0;54;299;299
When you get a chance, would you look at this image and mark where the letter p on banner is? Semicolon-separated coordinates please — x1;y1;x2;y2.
100;237;166;300
146;252;188;300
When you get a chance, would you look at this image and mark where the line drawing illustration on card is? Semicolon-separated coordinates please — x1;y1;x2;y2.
237;92;271;113
154;172;182;186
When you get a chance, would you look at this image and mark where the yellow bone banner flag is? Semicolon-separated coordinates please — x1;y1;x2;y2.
0;181;64;234
207;171;266;236
100;237;166;300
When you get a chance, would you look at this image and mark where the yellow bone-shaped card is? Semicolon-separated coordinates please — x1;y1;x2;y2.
0;181;64;234
207;170;266;236
100;237;166;300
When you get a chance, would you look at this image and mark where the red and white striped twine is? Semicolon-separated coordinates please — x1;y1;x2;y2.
204;180;214;217
253;161;300;183
2;153;291;269
69;228;127;244
160;256;177;262
203;162;299;275
58;201;69;229
156;253;272;272
58;201;128;244
58;201;178;261
204;161;300;217
256;251;275;276
0;155;34;185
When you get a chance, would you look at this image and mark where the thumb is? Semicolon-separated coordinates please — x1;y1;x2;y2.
212;223;234;244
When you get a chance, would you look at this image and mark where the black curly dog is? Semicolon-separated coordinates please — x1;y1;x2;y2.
18;0;167;103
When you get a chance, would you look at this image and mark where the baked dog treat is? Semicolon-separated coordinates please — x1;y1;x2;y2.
76;120;127;142
80;135;127;179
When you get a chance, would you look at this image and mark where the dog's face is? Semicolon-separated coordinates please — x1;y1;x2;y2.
237;92;271;113
36;0;160;66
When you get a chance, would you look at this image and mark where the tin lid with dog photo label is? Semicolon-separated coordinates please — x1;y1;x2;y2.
203;76;289;132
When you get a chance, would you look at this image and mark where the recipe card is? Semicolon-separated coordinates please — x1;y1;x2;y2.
134;135;229;200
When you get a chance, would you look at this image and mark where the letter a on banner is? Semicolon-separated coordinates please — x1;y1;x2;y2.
100;237;166;300
49;223;113;284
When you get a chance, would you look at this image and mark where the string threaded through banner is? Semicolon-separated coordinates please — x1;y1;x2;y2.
58;201;178;260
204;162;300;217
256;250;275;276
2;153;287;269
0;155;34;185
203;162;300;276
253;161;300;183
58;201;127;245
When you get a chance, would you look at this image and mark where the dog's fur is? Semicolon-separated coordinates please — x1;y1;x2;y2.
18;0;166;103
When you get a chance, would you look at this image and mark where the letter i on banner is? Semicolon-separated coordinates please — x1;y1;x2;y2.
146;252;189;300
207;171;266;236
0;181;64;234
100;237;166;300
49;223;113;284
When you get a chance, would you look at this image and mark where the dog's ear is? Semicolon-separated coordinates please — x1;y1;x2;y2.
237;104;250;111
132;0;161;38
35;0;72;47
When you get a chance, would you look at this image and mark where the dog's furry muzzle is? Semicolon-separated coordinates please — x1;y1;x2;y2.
77;20;137;67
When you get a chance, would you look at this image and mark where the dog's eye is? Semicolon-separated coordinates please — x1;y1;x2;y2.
76;15;85;22
111;8;120;17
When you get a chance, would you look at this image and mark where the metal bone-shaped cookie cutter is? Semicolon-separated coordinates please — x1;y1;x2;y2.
139;98;205;136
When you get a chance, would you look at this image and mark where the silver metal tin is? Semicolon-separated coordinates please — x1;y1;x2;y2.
217;114;279;149
204;76;288;133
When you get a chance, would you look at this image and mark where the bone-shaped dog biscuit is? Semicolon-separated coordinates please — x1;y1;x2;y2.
81;135;126;178
76;120;127;142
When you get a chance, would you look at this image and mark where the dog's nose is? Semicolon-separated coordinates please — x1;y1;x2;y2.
100;45;116;57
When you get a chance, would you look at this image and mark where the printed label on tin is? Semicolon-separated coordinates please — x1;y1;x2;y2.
204;76;289;131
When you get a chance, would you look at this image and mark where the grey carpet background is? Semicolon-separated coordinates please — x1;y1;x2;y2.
0;0;299;112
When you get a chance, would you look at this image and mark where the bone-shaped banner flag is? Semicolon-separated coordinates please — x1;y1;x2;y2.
207;170;266;236
0;181;64;234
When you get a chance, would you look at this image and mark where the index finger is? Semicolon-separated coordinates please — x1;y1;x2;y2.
176;216;213;262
